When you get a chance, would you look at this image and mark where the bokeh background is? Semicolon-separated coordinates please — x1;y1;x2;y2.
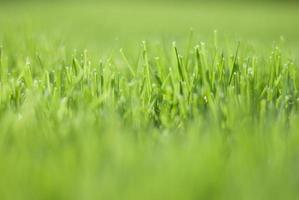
1;0;299;54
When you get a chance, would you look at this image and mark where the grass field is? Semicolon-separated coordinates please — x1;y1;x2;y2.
1;1;299;199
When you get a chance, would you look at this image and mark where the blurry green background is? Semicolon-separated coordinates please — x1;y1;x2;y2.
1;0;299;54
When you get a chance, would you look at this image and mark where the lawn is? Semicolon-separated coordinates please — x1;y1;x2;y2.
0;1;299;200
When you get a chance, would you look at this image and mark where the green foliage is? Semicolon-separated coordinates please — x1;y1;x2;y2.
0;2;299;200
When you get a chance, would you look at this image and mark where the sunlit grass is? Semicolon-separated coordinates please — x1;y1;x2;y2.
0;1;299;200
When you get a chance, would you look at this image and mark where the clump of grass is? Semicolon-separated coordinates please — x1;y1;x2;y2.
0;33;299;199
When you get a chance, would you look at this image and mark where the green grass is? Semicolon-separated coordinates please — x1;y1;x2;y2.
0;1;299;200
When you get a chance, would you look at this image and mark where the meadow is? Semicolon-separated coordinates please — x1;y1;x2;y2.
1;1;299;199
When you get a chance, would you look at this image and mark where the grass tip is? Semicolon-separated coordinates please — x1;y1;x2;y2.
172;41;177;47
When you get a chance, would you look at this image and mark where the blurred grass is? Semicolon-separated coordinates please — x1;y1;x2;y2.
1;1;299;48
0;1;299;200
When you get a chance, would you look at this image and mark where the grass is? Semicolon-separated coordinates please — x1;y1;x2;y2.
0;1;299;200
